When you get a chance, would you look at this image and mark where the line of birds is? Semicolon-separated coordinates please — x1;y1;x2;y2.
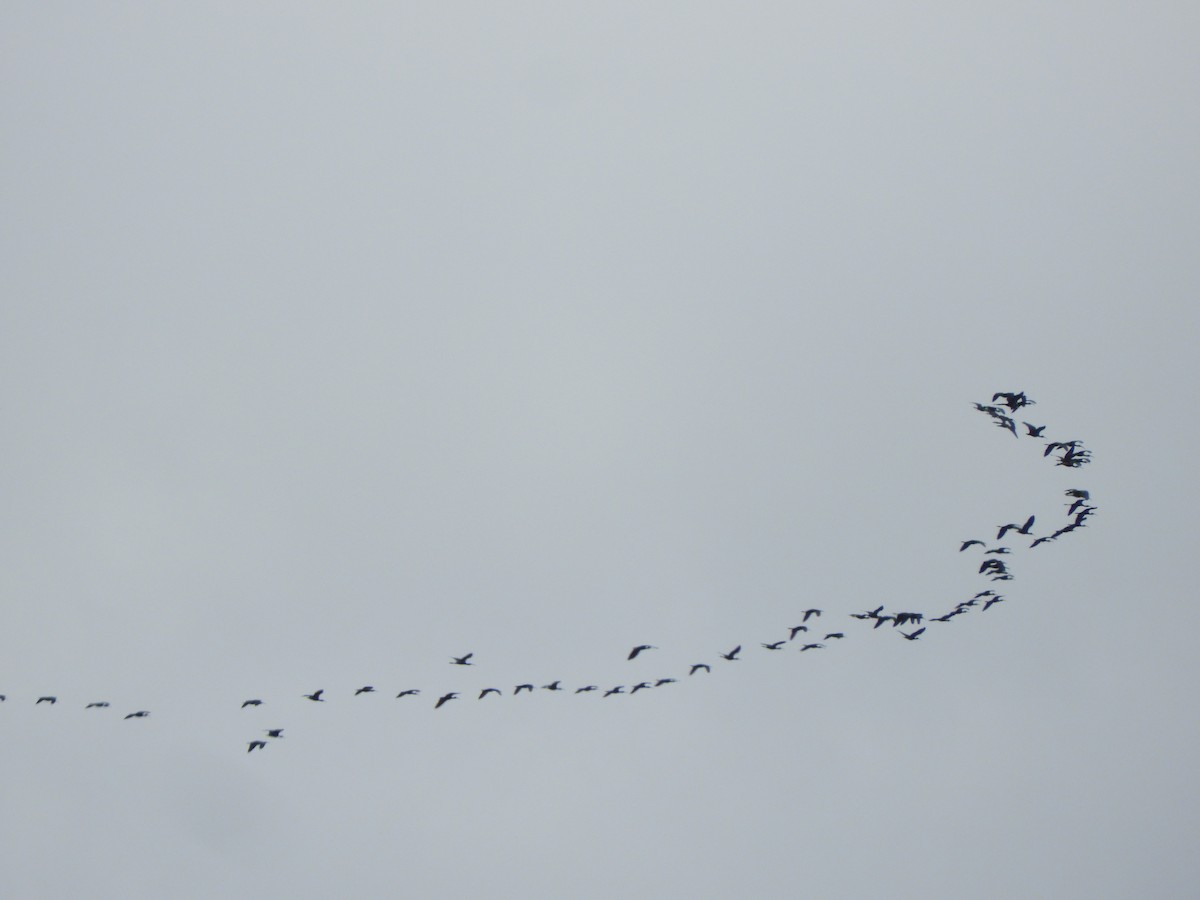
3;391;1094;753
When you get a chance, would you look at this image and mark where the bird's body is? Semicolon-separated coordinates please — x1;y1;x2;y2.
354;686;375;695
575;685;598;693
959;539;985;552
304;690;325;702
689;664;711;675
396;689;420;698
124;711;149;719
802;609;822;621
762;641;786;651
603;686;624;697
450;654;474;666
788;625;809;640
824;632;845;640
719;646;742;661
513;684;534;694
248;740;267;753
900;628;926;641
542;681;563;691
242;699;263;708
36;696;56;705
630;682;652;694
86;701;109;708
627;645;657;661
266;729;284;738
799;643;825;652
434;692;458;709
479;688;501;699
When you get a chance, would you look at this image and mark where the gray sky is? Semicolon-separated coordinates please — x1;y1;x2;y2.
2;4;1198;898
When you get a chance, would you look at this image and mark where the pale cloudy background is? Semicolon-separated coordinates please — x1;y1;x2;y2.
2;3;1198;898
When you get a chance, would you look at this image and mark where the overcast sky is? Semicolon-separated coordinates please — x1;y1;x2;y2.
2;4;1198;899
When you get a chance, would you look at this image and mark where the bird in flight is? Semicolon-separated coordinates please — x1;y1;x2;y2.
479;688;501;699
627;644;657;660
997;515;1035;540
36;696;56;705
266;729;284;738
396;689;420;698
450;653;474;666
824;632;845;640
719;646;742;661
802;609;822;621
689;664;711;675
1023;422;1046;437
242;699;263;708
655;678;677;686
247;740;267;753
575;685;599;693
542;681;563;692
303;690;325;702
900;628;926;641
86;701;110;708
799;643;825;652
434;692;458;709
124;711;150;719
959;539;986;552
630;682;652;694
788;625;809;640
762;641;787;651
354;686;375;695
513;684;534;695
603;686;625;697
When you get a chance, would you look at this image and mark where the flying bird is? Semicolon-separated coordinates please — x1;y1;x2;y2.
997;516;1035;540
265;729;284;738
242;699;263;708
1065;489;1090;500
762;641;787;651
824;633;845;640
630;682;652;694
788;625;809;640
513;684;534;694
959;539;985;552
993;391;1034;411
124;711;150;719
36;696;56;705
603;686;624;697
982;596;1006;611
799;643;825;652
479;688;502;699
1023;422;1046;437
247;740;267;753
354;686;375;695
450;653;474;666
434;692;458;709
900;628;926;641
655;678;677;686
575;686;598;693
86;701;110;708
719;646;742;661
689;664;711;675
541;681;563;691
303;690;325;702
395;689;420;698
802;609;822;621
627;645;657;660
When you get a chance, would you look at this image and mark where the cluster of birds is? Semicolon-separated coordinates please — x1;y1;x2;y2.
5;391;1095;753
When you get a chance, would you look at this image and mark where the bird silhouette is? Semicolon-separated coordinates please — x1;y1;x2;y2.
247;740;267;753
719;646;742;661
799;643;825;651
242;699;263;708
124;711;149;719
575;685;598;693
86;701;110;708
450;653;474;666
603;686;624;697
788;625;809;640
803;609;822;621
36;696;56;705
354;686;375;695
762;641;786;651
395;689;420;698
982;596;1006;611
824;633;845;640
900;628;926;641
993;391;1034;411
959;539;985;551
513;684;534;695
1065;489;1090;500
1023;422;1046;437
434;692;458;709
655;678;677;686
630;682;652;694
266;729;284;738
479;688;501;699
304;690;325;702
627;645;657;660
689;664;711;675
541;681;563;691
997;515;1035;540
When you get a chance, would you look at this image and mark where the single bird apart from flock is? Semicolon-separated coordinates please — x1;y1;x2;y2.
450;653;474;666
627;644;657;660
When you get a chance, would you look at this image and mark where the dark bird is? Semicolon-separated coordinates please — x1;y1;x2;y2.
873;616;893;629
993;391;1034;411
513;684;534;694
802;609;822;621
997;515;1035;540
396;689;420;698
86;701;110;708
1023;422;1046;437
900;628;926;641
354;686;375;695
603;686;624;697
689;664;711;675
479;688;502;699
994;414;1018;437
852;605;886;621
242;699;263;708
36;696;56;705
434;692;458;709
959;539;985;552
985;547;1011;555
979;559;1008;574
931;611;962;622
799;643;825;652
1030;535;1056;548
655;678;677;686
124;711;150;719
982;596;1006;611
303;690;325;702
1065;489;1090;500
719;646;742;661
248;740;267;753
541;681;563;691
575;685;598;693
450;653;474;666
824;633;845;640
630;682;652;694
627;645;657;660
266;729;284;738
762;641;786;651
1044;440;1080;457
788;625;809;640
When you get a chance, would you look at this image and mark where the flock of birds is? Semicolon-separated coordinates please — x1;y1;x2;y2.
3;391;1095;753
